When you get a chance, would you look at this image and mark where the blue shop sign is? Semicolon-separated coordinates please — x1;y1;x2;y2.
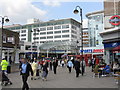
104;42;120;49
80;49;92;53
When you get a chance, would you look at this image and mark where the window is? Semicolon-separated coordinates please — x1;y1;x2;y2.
33;33;39;35
21;38;26;40
96;25;98;30
33;37;39;40
40;37;46;39
72;35;77;38
54;26;61;29
40;32;46;35
40;28;46;31
54;31;61;34
54;35;61;38
25;45;31;50
47;27;53;30
62;35;69;38
71;30;77;34
62;30;69;33
47;32;53;34
21;34;26;37
72;25;77;30
21;30;26;33
62;25;69;29
47;36;53;39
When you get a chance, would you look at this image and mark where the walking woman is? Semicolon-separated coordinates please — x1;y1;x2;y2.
42;60;49;81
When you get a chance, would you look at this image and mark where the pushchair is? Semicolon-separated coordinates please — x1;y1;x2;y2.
1;71;12;86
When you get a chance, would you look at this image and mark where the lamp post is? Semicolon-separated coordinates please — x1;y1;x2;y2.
31;28;40;59
0;16;9;61
73;6;84;76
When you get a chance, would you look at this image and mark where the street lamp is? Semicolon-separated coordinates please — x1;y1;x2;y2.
73;6;84;76
0;16;9;61
31;28;40;59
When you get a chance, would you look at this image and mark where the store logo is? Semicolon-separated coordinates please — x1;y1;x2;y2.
112;43;118;47
109;15;120;26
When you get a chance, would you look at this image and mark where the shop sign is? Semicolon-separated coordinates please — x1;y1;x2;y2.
80;49;104;53
109;15;120;26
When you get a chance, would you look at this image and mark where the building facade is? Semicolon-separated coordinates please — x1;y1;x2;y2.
1;29;19;63
100;0;120;64
5;18;81;58
83;28;89;47
86;11;104;48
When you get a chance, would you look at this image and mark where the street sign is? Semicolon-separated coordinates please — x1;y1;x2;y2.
109;15;120;26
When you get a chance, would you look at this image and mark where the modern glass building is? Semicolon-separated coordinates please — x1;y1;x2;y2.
86;11;104;48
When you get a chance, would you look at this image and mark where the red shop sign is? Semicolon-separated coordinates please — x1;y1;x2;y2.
93;49;104;53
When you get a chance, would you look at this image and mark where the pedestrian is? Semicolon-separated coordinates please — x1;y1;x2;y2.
49;61;53;71
80;58;86;76
91;58;96;72
31;58;38;80
42;60;49;81
53;60;58;74
61;60;65;67
74;58;81;77
1;58;12;86
67;60;73;73
19;58;33;90
58;60;61;67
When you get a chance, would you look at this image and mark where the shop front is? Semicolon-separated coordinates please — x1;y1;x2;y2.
79;47;104;66
100;27;120;64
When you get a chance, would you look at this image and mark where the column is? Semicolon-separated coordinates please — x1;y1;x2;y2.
105;50;110;65
15;50;19;63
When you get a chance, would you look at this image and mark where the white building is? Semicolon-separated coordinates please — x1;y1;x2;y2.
5;18;82;58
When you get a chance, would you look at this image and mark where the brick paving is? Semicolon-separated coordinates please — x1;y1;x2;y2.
1;67;118;89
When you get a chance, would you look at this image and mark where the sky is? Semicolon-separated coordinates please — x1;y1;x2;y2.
0;0;104;25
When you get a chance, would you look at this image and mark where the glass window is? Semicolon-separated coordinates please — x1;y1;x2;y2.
72;25;77;30
54;35;61;38
21;34;26;37
21;38;26;40
33;37;39;40
40;32;46;35
62;25;69;29
40;28;46;31
33;33;39;35
21;30;26;33
40;37;46;39
47;32;53;34
47;36;53;39
47;27;53;30
62;35;69;38
54;26;61;29
54;31;61;34
62;30;69;33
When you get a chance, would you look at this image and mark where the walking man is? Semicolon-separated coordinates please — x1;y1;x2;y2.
74;58;81;77
53;60;58;74
19;58;33;90
67;60;73;73
80;58;86;76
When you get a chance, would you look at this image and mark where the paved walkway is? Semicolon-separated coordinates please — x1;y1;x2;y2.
1;67;118;88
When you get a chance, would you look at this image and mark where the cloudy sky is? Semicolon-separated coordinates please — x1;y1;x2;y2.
0;0;103;25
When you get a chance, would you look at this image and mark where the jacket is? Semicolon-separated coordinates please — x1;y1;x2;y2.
19;62;33;76
0;60;9;70
74;60;80;69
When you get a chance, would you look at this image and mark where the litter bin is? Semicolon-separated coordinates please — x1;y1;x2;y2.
7;66;11;74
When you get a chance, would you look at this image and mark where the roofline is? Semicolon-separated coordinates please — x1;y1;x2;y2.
4;18;81;29
86;10;104;18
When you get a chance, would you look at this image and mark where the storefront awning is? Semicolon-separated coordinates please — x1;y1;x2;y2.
112;45;120;51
